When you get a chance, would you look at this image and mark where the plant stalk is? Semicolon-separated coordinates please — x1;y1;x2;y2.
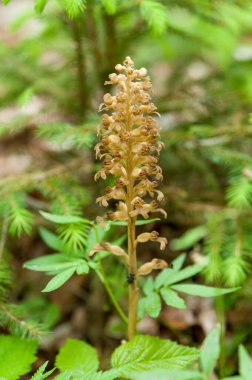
125;69;138;340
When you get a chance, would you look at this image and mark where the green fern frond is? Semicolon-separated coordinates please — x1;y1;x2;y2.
0;304;46;339
223;256;250;287
226;172;252;209
203;216;225;282
42;177;90;216
140;0;168;35
30;361;55;380
203;147;252;167
0;258;12;302
57;222;90;253
64;0;87;19
9;207;34;237
37;120;96;149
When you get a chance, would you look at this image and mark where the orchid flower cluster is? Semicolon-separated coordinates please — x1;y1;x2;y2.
91;56;167;278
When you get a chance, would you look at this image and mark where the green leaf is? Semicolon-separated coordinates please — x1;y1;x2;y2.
200;325;220;376
40;211;91;225
111;335;199;377
85;223;106;254
0;335;38;380
30;361;55;380
239;345;252;380
155;264;204;289
171;226;207;251
55;338;99;374
145;292;162;318
24;254;88;273
143;276;154;296
2;0;10;4
172;284;240;297
42;268;76;292
39;227;63;251
64;0;86;19
155;268;175;289
34;0;47;13
76;260;89;274
112;218;160;226
138;293;162;319
160;288;186;309
172;254;187;271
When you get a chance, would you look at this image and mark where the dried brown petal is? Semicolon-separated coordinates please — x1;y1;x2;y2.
137;259;168;276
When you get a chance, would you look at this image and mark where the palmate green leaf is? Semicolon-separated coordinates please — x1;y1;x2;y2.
64;0;86;18
172;254;187;271
112;218;160;226
85;223;107;254
155;264;204;289
24;254;89;274
39;227;63;251
143;276;155;296
30;361;55;380
42;267;76;292
40;211;91;225
172;284;240;297
0;335;38;380
239;345;252;380
34;0;48;13
200;325;220;376
56;339;99;374
160;288;186;309
138;293;161;318
111;335;199;378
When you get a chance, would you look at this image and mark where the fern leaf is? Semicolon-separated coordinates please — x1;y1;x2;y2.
30;362;55;380
64;0;86;18
9;207;34;237
0;304;46;339
226;173;252;209
223;256;250;287
140;0;168;35
0;258;12;302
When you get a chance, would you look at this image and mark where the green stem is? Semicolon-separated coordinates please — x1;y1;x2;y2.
216;294;226;378
93;223;128;324
97;257;128;324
